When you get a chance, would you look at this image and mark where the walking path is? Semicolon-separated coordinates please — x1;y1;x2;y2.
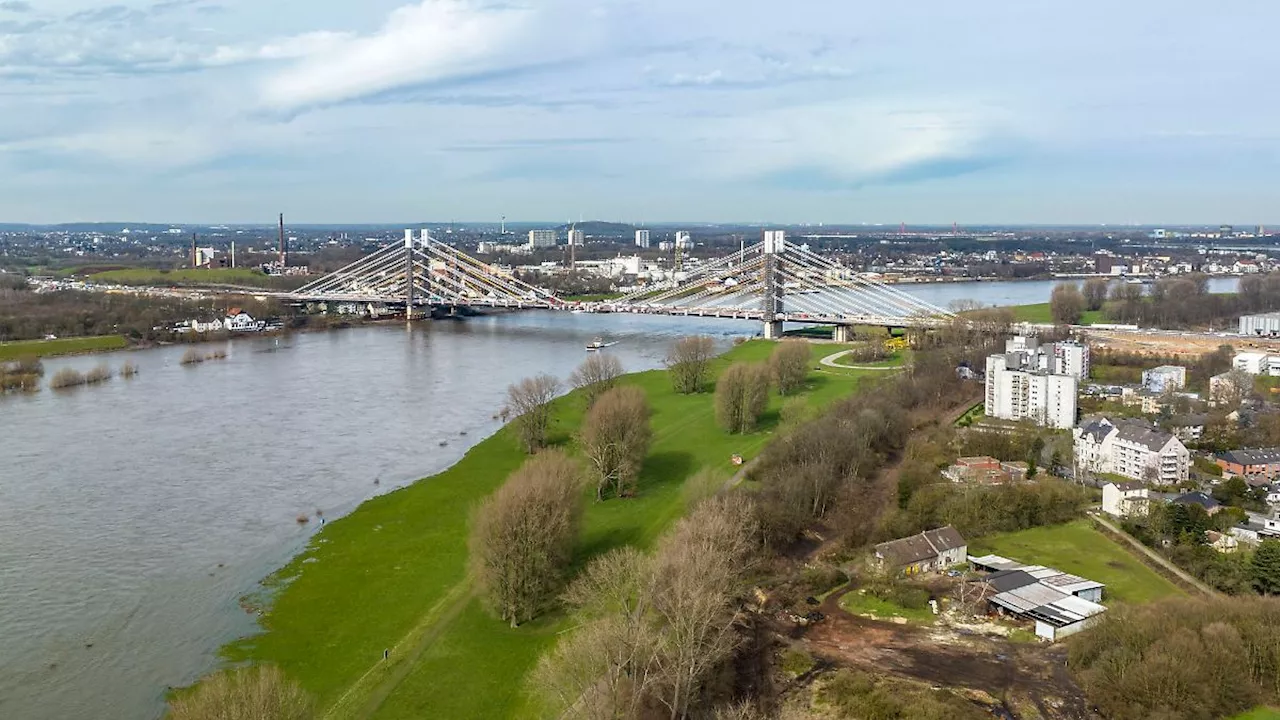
1090;512;1219;596
818;349;905;371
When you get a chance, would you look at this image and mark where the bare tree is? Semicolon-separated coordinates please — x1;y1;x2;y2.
470;450;584;627
1050;283;1085;325
579;386;652;500
665;336;717;394
649;494;760;719
1083;277;1110;311
570;354;624;405
715;362;770;434
167;666;312;720
770;339;810;396
503;374;562;453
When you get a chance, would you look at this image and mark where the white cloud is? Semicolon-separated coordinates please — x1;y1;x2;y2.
259;0;543;111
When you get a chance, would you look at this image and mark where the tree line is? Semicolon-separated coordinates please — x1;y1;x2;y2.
1050;273;1280;328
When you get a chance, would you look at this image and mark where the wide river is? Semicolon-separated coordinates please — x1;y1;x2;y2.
0;277;1240;720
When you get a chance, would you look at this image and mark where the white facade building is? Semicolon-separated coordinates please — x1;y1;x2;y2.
1142;365;1187;393
1050;340;1091;380
675;231;692;249
567;228;584;246
1102;481;1151;518
527;229;558;248
1074;417;1190;485
985;353;1078;429
635;229;651;248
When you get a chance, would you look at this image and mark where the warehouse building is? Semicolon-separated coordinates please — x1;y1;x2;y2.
1240;312;1280;337
968;554;1107;641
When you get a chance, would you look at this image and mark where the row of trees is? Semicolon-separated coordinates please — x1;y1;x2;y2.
533;493;761;719
1070;596;1280;719
1049;273;1280;328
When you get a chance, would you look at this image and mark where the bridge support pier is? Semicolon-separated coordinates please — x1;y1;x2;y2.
763;321;784;340
833;325;853;343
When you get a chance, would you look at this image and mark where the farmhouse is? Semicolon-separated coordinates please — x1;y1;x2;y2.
968;554;1107;642
873;526;967;575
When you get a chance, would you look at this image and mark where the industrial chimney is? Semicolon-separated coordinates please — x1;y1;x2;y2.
191;233;198;268
278;213;287;268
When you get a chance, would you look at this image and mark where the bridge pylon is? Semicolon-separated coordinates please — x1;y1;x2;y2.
762;230;786;339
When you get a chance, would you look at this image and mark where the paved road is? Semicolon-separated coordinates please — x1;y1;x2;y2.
1090;512;1219;596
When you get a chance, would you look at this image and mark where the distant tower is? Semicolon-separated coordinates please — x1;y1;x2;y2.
900;221;906;235
501;215;506;235
278;213;287;267
191;233;198;268
953;221;958;235
231;241;236;268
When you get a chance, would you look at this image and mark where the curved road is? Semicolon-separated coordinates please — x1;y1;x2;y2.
818;349;907;371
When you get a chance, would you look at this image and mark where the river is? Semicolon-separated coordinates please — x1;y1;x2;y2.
0;276;1241;720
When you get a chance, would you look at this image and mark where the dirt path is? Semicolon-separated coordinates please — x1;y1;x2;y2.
1090;512;1220;596
818;349;906;371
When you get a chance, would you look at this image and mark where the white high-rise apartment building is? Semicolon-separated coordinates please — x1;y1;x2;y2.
1051;340;1090;380
567;228;584;246
528;229;558;248
675;231;692;249
985;354;1078;429
635;229;651;248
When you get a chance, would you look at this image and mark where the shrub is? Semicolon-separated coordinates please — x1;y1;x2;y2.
166;665;312;720
180;349;203;365
49;368;86;389
84;364;112;384
120;361;139;378
770;340;809;395
714;362;770;434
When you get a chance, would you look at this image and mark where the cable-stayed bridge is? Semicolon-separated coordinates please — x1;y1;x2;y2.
287;230;955;336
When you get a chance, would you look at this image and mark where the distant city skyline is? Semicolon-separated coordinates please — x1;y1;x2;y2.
0;1;1276;224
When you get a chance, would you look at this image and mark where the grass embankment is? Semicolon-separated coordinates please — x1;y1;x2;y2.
1234;708;1280;720
226;340;876;719
0;335;127;360
88;267;304;290
838;591;935;625
970;520;1181;604
1002;303;1106;325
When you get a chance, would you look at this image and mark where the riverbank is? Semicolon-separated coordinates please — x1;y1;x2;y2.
221;340;890;718
0;335;128;361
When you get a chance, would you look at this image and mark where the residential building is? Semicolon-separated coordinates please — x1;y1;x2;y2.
1142;365;1187;393
968;555;1107;642
1210;371;1250;406
527;229;558;248
873;526;968;575
985;353;1078;429
1173;491;1222;514
675;231;692;249
1074;417;1190;484
634;229;651;248
1169;414;1207;442
1234;351;1275;375
1206;531;1240;553
1050;340;1091;380
1102;481;1150;518
942;457;1029;484
1216;448;1280;480
567;228;584;246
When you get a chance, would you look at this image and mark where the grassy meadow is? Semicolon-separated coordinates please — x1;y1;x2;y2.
0;335;127;361
970;520;1182;604
224;340;880;719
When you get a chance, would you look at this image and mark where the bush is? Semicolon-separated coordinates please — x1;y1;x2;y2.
715;362;770;434
770;340;810;395
49;367;86;389
779;648;814;678
166;665;312;720
84;363;112;384
180;349;203;365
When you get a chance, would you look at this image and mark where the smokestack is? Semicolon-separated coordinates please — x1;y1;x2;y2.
231;241;236;269
192;232;198;268
278;213;286;267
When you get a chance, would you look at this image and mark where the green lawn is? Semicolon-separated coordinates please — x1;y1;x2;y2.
225;340;874;719
0;335;127;360
1234;708;1280;720
88;267;304;289
839;591;936;625
970;520;1181;604
1006;303;1106;325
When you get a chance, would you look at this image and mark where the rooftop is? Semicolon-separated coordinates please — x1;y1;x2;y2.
1219;448;1280;466
875;526;966;567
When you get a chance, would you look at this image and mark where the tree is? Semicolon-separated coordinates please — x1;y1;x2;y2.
167;666;312;720
503;374;562;453
570;353;624;405
714;362;770;434
1050;283;1085;325
770;339;810;395
1082;277;1109;311
579;386;652;500
664;336;716;394
470;450;584;626
1252;540;1280;595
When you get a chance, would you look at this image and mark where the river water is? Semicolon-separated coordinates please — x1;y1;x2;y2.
0;277;1241;720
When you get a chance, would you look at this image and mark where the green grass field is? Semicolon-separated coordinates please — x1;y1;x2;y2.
1005;303;1106;325
0;335;127;361
839;591;936;625
225;340;875;719
970;520;1181;604
88;267;302;289
1234;708;1280;720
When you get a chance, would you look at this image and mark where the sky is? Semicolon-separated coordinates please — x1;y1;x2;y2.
0;0;1276;225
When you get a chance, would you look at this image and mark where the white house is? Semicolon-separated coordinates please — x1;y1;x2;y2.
1074;417;1190;484
873;526;968;575
223;308;265;332
1142;365;1187;393
1102;481;1150;518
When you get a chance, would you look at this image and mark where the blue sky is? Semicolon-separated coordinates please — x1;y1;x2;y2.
0;0;1275;224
